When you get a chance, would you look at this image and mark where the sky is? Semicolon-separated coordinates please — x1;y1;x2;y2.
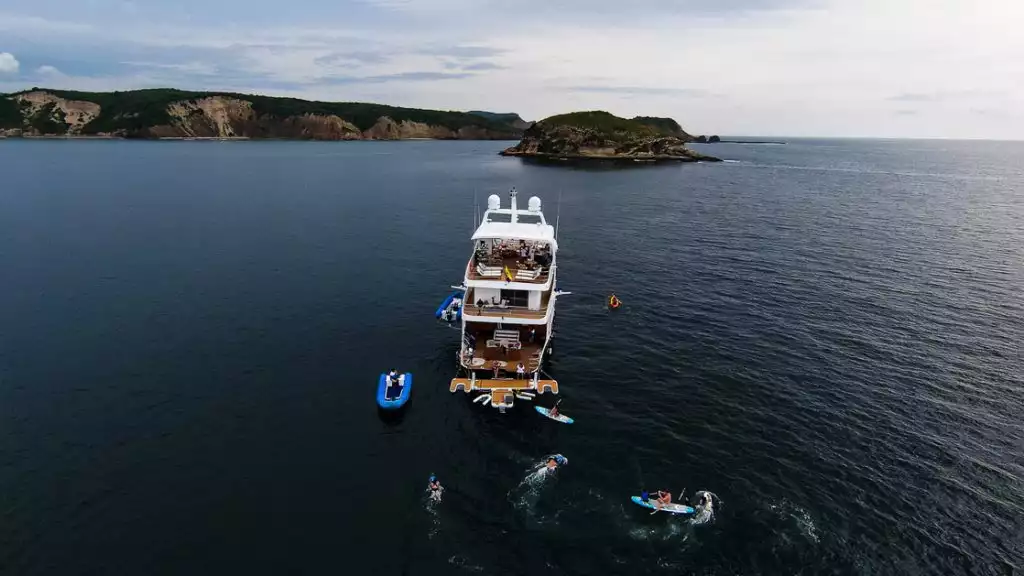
1;0;1023;138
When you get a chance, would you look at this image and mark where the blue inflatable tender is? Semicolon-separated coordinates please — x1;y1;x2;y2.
435;291;463;321
377;372;412;409
435;292;456;318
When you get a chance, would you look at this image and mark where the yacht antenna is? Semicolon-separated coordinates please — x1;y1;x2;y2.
473;189;479;231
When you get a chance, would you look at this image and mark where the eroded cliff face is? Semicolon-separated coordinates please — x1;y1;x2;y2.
162;97;256;137
1;92;518;140
362;117;456;139
15;91;101;134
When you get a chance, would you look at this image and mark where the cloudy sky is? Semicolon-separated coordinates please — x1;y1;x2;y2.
1;0;1022;138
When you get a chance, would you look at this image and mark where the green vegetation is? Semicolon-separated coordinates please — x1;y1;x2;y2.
40;88;196;135
0;95;24;129
28;102;68;134
11;88;518;136
631;116;686;137
538;111;659;136
242;94;515;132
468;111;526;124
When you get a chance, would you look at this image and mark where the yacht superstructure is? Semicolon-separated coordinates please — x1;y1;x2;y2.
449;188;562;410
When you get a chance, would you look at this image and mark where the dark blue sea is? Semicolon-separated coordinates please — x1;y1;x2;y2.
1;138;1021;575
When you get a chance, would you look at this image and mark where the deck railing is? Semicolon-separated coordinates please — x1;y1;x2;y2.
465;302;546;320
472;261;548;282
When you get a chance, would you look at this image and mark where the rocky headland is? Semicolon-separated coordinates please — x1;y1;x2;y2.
499;111;721;163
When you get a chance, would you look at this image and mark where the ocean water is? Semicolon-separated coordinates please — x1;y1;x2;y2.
1;138;1021;575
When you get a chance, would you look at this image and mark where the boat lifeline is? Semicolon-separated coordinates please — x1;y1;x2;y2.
448;188;565;410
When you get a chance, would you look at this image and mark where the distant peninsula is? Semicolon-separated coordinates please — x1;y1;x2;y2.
500;111;721;163
0;88;527;140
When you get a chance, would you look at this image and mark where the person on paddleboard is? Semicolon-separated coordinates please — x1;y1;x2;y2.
644;489;671;512
657;490;672;507
549;399;562;418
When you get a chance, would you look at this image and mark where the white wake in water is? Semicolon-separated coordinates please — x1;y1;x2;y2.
768;498;819;544
507;459;564;520
423;490;441;539
689;491;719;526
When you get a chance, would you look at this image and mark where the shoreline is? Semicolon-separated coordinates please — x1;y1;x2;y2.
500;151;722;163
0;134;521;143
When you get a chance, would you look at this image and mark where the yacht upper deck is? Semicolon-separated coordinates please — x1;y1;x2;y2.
467;239;553;283
466;188;556;285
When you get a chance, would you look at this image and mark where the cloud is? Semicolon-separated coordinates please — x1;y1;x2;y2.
0;52;19;73
36;64;61;75
362;71;474;82
460;61;504;71
888;93;936;102
315;50;392;66
887;90;1003;103
420;45;505;58
894;109;917;116
122;61;218;75
363;0;823;26
565;85;715;97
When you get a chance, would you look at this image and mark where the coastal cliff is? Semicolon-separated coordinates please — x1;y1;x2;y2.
499;111;720;163
0;89;524;140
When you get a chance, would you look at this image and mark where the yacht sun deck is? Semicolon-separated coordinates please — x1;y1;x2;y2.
467;238;553;284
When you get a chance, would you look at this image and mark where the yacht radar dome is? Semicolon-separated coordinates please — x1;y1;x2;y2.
528;196;541;212
487;194;501;210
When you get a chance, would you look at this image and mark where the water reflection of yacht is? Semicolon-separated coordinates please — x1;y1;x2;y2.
449;187;564;411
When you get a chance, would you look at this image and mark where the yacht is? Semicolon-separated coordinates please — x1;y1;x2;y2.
449;187;563;410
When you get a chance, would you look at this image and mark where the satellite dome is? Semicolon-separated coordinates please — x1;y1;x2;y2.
487;194;501;210
528;196;541;212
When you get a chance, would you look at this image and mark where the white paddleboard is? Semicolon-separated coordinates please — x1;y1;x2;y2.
535;406;574;424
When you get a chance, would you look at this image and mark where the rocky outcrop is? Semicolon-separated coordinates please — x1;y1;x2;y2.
0;89;523;140
362;117;456;139
708;135;721;143
500;111;720;164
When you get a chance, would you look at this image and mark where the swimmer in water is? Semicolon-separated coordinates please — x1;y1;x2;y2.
428;475;443;502
545;455;567;470
695;491;714;510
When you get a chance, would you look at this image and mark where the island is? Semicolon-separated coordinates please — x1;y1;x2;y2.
499;111;721;163
0;88;526;140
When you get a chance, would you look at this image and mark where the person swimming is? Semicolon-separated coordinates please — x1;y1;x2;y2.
545;454;568;470
696;491;713;509
428;474;443;502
